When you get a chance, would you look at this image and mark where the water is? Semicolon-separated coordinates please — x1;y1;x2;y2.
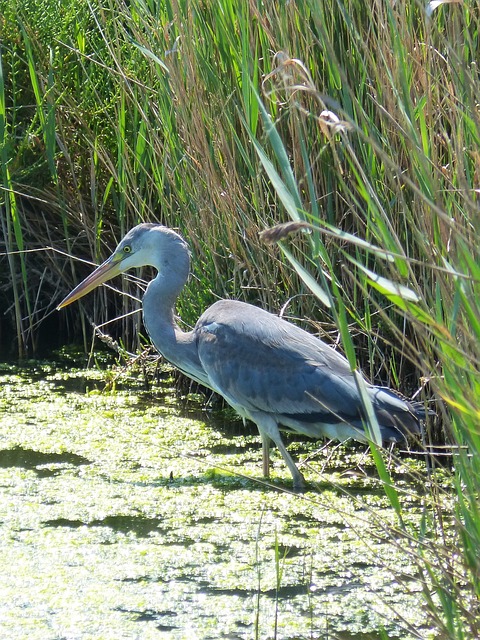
0;355;433;639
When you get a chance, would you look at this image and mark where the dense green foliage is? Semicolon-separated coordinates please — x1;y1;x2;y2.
1;0;479;636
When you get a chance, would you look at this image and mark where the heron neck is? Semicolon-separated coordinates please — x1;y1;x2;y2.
142;272;209;387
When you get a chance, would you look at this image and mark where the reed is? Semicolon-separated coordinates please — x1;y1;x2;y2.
245;3;479;637
1;0;479;634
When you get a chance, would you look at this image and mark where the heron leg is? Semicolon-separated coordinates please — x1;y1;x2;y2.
251;412;306;490
261;434;271;479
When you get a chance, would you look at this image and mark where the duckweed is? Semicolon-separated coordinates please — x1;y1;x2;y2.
0;358;438;639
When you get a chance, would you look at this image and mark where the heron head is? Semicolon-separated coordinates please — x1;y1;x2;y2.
57;223;188;310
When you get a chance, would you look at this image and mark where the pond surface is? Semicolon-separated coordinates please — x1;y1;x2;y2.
0;354;436;639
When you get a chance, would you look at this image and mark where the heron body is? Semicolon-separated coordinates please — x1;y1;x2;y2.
58;223;421;489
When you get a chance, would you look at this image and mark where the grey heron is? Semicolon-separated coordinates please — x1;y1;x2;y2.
58;223;422;489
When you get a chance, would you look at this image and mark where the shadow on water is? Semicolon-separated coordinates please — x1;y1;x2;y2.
42;514;166;538
113;603;395;640
0;446;91;476
115;606;180;632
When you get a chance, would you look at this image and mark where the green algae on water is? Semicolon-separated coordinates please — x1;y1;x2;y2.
0;358;440;639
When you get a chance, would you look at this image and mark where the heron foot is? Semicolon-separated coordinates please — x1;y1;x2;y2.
291;469;307;493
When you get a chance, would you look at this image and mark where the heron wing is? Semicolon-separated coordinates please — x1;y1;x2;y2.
195;300;363;422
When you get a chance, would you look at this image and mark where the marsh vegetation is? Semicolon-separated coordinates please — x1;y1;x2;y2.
0;357;448;639
1;0;479;637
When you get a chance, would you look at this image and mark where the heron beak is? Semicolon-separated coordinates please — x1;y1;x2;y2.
57;253;125;310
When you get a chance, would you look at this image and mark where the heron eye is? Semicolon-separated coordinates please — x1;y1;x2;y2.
123;245;132;254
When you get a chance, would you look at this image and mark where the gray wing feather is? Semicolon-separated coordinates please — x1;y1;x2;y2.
196;300;363;418
195;300;420;441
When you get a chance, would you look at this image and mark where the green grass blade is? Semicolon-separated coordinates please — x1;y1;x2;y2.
278;243;332;309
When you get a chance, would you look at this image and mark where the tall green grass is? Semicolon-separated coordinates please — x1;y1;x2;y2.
245;4;480;637
1;0;479;634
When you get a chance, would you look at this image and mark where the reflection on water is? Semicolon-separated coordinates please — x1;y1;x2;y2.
0;447;91;471
0;357;432;639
